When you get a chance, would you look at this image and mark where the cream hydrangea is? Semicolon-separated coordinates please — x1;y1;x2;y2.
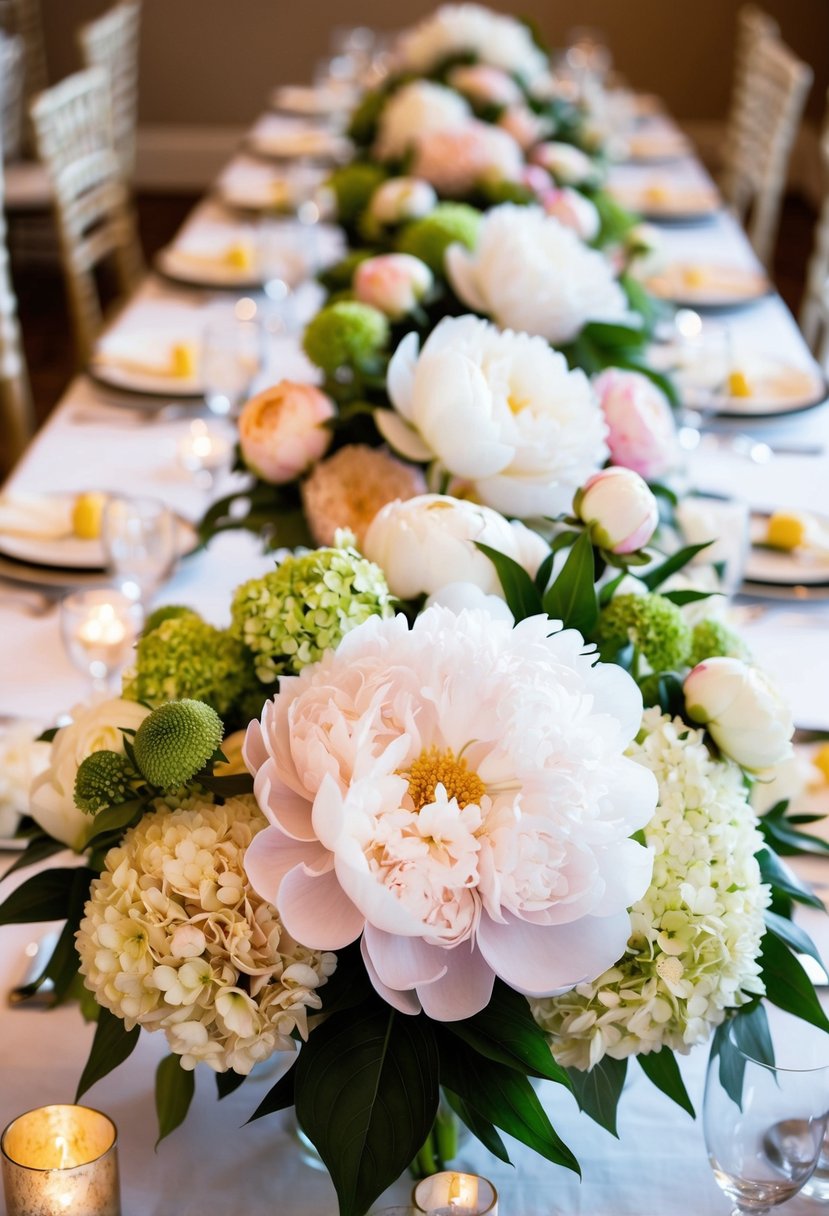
446;204;631;345
397;4;548;82
76;796;335;1074
531;708;770;1069
374;80;470;162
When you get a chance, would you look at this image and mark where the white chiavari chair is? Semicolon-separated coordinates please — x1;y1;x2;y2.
0;29;24;162
30;67;144;366
720;24;813;267
78;1;141;182
800;90;829;370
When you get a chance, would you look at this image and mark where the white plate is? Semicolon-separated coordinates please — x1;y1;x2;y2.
271;84;356;116
645;261;771;308
610;184;720;222
90;334;204;398
155;245;267;290
248;125;350;162
693;364;827;418
0;496;197;571
625;131;691;162
745;512;829;587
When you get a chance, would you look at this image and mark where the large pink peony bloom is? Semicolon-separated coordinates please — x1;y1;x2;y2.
244;607;656;1021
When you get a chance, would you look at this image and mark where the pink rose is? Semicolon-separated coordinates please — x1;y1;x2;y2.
238;381;335;484
353;253;433;320
574;466;659;554
412;120;523;197
593;368;680;479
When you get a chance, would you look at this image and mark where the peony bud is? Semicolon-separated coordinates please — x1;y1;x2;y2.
531;141;596;186
238;381;335;484
448;64;523;107
369;176;438;226
541;186;601;242
684;657;794;771
593;368;680;479
353;253;433;320
574;466;659;554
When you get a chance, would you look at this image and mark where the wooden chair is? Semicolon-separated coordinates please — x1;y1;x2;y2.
30;67;144;366
720;23;813;266
79;2;141;182
0;136;35;477
800;89;829;370
0;29;25;162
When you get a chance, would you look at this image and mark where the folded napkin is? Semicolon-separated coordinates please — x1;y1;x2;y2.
0;493;72;540
93;335;199;379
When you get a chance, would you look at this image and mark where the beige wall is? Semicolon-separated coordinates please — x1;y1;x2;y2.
41;0;829;127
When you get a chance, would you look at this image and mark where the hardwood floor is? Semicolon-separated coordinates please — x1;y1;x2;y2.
6;189;820;431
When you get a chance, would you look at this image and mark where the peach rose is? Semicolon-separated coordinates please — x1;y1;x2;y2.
238;381;335;484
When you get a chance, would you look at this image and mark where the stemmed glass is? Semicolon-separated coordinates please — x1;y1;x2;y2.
200;303;263;417
101;495;178;604
704;1017;829;1215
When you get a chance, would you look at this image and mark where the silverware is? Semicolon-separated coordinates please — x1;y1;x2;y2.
69;402;193;427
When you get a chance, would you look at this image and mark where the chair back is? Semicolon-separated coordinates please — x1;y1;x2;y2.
0;29;24;161
721;24;813;266
79;1;141;181
800;90;829;369
30;67;144;365
6;0;46;154
0;128;34;475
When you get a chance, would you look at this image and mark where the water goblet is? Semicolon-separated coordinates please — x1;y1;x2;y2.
703;1015;829;1216
200;303;263;418
59;588;142;697
100;495;177;604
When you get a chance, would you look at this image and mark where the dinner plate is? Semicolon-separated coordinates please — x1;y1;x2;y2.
645;262;771;309
624;131;692;162
270;84;356;117
0;495;197;571
691;363;828;419
610;184;721;223
90;335;204;398
247;122;351;163
744;511;829;587
156;243;307;292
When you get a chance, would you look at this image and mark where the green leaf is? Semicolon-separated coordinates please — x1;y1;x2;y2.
215;1070;247;1100
76;1007;141;1100
759;814;829;858
155;1054;196;1146
196;772;256;798
317;942;374;1016
445;981;571;1086
440;1039;579;1174
2;833;66;879
443;1089;511;1165
731;1002;775;1070
637;1049;695;1117
475;543;542;621
37;868;96;1004
248;1061;297;1123
533;549;557;594
641;541;713;591
542;530;599;635
0;868;80;924
83;799;145;848
711;1019;747;1110
764;911;826;968
760;928;829;1033
661;589;720;607
599;570;626;608
295;1006;439;1216
566;1057;627;1137
758;848;824;909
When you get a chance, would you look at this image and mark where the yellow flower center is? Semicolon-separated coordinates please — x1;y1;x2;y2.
507;392;530;414
402;746;486;812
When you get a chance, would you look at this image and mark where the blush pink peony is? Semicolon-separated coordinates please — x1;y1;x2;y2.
411;120;523;198
243;606;656;1021
238;381;336;484
593;368;680;480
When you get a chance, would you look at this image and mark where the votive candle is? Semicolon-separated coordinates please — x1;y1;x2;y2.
413;1171;498;1216
1;1104;121;1216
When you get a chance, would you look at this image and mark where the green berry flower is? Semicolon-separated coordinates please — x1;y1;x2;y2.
141;604;199;636
327;163;387;227
397;203;482;275
230;541;395;682
688;618;750;666
123;615;250;717
74;750;136;814
596;593;692;673
133;700;223;790
302;301;389;377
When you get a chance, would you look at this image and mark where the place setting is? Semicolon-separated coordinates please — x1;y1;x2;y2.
609;177;722;222
644;260;772;310
246;112;352;163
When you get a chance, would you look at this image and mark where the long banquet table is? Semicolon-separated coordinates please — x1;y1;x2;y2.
1;86;829;1216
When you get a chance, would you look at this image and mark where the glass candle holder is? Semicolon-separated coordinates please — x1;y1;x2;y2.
412;1172;498;1216
59;588;142;696
1;1104;120;1216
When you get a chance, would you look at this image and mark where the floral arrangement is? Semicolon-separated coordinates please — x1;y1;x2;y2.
3;8;828;1216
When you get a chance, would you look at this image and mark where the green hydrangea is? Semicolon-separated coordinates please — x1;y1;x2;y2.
230;542;395;682
302;301;389;376
74;750;136;814
327;163;387;227
397;203;482;275
141;604;199;635
123;615;250;717
133;700;223;790
688;618;750;667
596;593;691;673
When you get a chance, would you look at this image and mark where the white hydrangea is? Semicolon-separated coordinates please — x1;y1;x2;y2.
397;4;548;82
76;796;336;1074
531;708;770;1070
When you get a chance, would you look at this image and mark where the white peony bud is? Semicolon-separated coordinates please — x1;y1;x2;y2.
369;176;438;225
684;657;794;772
353;253;433;320
574;466;659;554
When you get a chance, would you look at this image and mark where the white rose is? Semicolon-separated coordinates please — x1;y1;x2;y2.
369;176;437;225
374;80;470;162
376;314;608;518
446;204;631;346
29;698;151;848
362;493;548;599
684;657;794;772
0;723;50;838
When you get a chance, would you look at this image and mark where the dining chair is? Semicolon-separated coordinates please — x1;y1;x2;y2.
5;0;46;149
0;29;25;162
30;67;145;366
720;22;813;267
0;136;36;477
799;122;829;371
78;1;141;182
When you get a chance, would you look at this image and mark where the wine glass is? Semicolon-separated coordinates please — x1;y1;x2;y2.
704;1016;829;1216
200;303;263;417
101;495;178;604
59;588;143;697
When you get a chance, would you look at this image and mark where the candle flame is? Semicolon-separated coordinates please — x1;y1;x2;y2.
54;1135;71;1169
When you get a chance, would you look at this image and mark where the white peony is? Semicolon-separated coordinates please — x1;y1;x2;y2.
29;698;151;849
362;492;549;599
0;722;50;838
684;657;794;773
374;80;470;162
397;4;548;82
244;606;656;1021
376;315;609;517
446;204;631;345
425;580;515;622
